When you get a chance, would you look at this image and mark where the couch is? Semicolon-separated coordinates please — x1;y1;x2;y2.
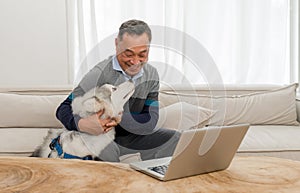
1;83;300;161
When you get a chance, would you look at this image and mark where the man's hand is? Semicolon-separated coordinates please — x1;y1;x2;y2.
78;110;118;135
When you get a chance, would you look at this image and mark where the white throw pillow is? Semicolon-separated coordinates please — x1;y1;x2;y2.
156;102;215;130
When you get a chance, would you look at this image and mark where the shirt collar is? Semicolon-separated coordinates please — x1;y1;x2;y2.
112;56;144;82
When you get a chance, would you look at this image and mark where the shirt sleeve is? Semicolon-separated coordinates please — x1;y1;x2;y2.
56;94;80;131
117;79;160;135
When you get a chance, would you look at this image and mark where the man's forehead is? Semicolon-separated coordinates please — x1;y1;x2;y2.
125;45;148;53
118;33;150;48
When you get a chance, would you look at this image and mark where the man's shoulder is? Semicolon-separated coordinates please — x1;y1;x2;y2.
144;62;157;71
94;56;114;70
143;63;159;77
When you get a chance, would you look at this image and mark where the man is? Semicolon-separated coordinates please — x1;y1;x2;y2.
56;19;179;162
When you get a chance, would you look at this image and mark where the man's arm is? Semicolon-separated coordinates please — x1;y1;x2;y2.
56;94;79;131
56;93;116;135
119;101;159;135
118;67;161;135
117;77;160;136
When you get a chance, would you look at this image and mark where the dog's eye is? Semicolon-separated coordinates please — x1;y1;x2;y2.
112;87;117;92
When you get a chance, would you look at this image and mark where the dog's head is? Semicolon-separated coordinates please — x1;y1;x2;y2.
94;81;135;122
72;81;135;123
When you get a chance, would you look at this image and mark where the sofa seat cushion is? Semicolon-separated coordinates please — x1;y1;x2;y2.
0;128;59;155
238;125;300;152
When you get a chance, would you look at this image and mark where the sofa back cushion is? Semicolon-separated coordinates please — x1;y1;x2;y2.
159;83;299;126
0;92;67;128
0;84;298;128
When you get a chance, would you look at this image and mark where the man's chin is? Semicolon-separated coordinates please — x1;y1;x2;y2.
126;68;142;76
126;71;139;77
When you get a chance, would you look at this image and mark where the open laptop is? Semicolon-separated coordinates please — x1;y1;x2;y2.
130;124;249;181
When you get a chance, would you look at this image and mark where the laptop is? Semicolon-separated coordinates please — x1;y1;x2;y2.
130;124;249;181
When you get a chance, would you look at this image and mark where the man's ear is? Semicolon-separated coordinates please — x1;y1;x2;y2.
115;38;118;47
115;38;119;53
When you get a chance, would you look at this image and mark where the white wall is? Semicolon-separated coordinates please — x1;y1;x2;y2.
0;0;70;88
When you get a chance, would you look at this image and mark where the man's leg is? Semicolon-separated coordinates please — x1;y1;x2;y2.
115;128;180;160
98;141;120;162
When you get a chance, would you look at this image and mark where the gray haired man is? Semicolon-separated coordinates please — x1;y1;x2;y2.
56;19;180;161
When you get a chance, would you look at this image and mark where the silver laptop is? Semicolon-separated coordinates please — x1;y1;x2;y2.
130;124;249;181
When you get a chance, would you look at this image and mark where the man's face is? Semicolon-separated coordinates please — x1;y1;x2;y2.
115;32;150;77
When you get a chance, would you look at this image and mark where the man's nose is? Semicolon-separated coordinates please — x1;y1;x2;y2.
130;56;141;65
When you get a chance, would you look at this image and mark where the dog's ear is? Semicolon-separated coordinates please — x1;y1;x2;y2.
82;97;105;115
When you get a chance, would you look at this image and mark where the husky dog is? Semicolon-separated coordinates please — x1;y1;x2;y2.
31;81;135;160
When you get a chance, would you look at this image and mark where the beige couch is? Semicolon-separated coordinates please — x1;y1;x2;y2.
1;83;300;161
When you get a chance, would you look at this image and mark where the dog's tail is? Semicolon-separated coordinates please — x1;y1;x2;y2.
30;129;63;158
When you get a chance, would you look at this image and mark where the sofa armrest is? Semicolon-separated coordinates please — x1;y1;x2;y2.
296;97;300;122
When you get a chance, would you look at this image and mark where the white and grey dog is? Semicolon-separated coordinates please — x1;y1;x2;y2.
31;81;135;160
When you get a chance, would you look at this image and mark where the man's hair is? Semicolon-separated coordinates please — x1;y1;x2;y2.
118;19;152;42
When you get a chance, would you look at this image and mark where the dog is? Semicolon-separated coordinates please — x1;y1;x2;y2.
31;81;135;160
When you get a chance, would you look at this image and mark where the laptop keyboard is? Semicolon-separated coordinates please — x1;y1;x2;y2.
148;164;169;175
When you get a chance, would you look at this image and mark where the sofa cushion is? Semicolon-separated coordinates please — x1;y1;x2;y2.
0;93;66;128
210;83;299;126
0;128;51;154
160;83;299;126
156;102;215;130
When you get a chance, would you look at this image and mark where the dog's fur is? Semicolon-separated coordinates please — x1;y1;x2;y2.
31;81;135;160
